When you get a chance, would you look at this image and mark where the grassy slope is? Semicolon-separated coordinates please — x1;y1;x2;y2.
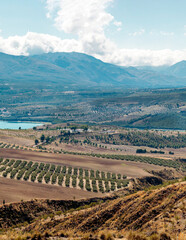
0;181;185;239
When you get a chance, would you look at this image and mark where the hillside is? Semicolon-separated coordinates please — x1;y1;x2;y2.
0;181;185;239
168;60;186;78
0;52;185;89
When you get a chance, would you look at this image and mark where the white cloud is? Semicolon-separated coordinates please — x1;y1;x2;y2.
0;32;186;66
45;0;117;56
113;21;122;31
46;0;114;35
129;29;145;37
0;32;82;56
160;31;174;36
103;48;186;66
0;0;185;66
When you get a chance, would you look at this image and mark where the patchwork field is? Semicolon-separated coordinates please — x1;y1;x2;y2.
0;148;164;177
0;125;185;204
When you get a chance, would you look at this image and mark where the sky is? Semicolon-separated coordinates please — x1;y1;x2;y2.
0;0;186;66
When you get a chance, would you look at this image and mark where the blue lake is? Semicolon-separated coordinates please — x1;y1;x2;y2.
0;121;43;130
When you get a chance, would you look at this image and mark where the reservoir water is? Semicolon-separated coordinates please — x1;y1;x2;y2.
0;121;43;130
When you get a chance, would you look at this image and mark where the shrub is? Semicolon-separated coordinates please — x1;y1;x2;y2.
58;174;64;185
37;171;46;183
111;181;116;191
92;179;98;192
62;166;66;174
49;164;55;172
65;175;70;187
79;178;84;189
98;180;104;193
90;170;95;179
72;176;77;187
44;172;52;183
10;168;19;179
13;160;22;168
107;172;111;180
101;171;106;180
73;167;78;175
67;167;72;175
2;159;10;165
104;180;110;192
55;165;61;174
85;179;91;191
17;169;26;180
0;166;6;172
79;168;83;177
85;169;89;178
51;173;58;184
7;159;15;167
96;170;100;179
136;149;147;153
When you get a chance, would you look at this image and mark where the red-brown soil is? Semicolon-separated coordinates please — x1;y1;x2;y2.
0;177;106;204
0;148;165;178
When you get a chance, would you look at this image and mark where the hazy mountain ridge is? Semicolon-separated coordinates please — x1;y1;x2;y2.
0;52;185;89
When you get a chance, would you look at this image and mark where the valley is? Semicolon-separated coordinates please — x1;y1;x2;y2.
0;123;185;207
0;53;185;240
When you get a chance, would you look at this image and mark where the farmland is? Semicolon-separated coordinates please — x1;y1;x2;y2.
1;88;186;130
0;122;185;204
0;158;129;193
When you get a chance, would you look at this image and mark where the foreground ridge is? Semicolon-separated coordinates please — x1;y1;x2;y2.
0;181;185;239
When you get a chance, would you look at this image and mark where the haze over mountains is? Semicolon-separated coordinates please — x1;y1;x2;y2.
0;52;185;89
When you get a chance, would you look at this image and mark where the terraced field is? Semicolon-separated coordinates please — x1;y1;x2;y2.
0;158;129;193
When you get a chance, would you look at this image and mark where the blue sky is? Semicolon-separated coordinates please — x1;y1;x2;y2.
0;0;185;66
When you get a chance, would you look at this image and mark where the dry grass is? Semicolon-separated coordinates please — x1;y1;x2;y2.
1;181;184;239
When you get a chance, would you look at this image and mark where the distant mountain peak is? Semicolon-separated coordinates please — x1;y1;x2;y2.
0;52;185;89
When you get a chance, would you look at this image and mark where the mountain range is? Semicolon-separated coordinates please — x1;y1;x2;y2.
0;52;185;89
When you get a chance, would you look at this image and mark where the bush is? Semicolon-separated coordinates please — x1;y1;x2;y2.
72;176;77;187
85;169;89;177
65;175;70;187
67;167;72;175
92;179;98;192
79;178;84;189
85;179;91;191
90;170;95;179
101;171;106;180
96;170;100;179
79;168;83;176
7;160;15;167
10;168;19;179
49;164;55;172
111;181;116;191
17;169;26;180
58;174;64;185
0;166;6;172
104;180;110;192
51;173;58;184
136;149;147;153
62;166;66;174
37;171;46;183
44;172;52;183
98;180;104;193
55;165;61;174
73;167;78;175
2;159;10;165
